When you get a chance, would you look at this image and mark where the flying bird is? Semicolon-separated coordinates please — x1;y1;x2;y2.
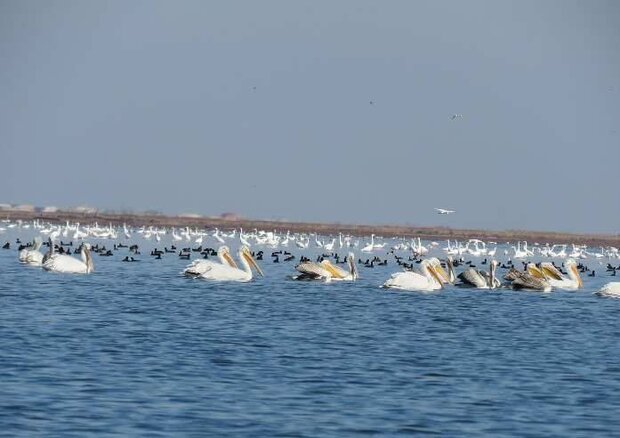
435;208;456;215
450;114;463;120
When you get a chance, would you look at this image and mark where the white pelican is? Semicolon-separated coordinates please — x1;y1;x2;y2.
18;237;44;266
183;245;238;277
539;259;582;290
595;282;620;298
457;260;500;289
184;245;263;282
294;253;358;282
381;259;444;292
43;243;94;274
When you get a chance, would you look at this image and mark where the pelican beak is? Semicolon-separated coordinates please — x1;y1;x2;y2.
223;251;238;269
572;265;583;288
528;265;544;279
541;266;561;281
244;251;264;277
428;265;444;289
322;261;341;278
434;265;449;283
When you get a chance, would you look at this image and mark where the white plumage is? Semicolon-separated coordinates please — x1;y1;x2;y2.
43;243;94;274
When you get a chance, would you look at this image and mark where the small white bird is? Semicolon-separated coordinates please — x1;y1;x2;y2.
435;208;456;215
450;114;463;120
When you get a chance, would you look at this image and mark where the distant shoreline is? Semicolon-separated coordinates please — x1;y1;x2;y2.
1;210;618;248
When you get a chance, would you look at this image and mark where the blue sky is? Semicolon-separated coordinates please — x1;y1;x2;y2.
1;1;619;233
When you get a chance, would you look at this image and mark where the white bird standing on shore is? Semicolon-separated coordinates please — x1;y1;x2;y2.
43;243;94;274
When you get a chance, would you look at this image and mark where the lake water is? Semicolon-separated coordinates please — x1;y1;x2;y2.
2;229;620;436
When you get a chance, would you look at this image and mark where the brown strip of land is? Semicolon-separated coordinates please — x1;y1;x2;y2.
2;210;618;248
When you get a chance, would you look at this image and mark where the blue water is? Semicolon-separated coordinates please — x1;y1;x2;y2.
2;231;620;436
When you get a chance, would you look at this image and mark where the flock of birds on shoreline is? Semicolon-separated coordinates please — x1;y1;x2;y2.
3;219;620;298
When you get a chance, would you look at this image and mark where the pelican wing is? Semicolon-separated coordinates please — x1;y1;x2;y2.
457;268;487;288
511;275;550;291
183;260;215;277
504;268;524;281
295;262;332;280
43;254;88;274
540;263;563;281
320;261;349;279
382;271;433;291
200;263;252;282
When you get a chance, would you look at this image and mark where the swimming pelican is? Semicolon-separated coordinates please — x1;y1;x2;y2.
595;282;620;298
294;253;358;282
18;237;44;266
183;245;238;277
539;259;582;290
457;260;499;289
185;245;263;282
381;259;444;292
43;243;94;274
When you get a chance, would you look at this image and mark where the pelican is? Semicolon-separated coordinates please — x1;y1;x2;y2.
539;259;582;290
595;282;620;298
294;253;358;282
18;237;44;266
183;245;238;277
504;267;551;292
43;243;94;274
381;259;444;292
457;260;499;289
185;245;263;282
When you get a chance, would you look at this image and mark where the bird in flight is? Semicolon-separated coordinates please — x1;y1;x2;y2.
450;114;463;120
435;208;456;215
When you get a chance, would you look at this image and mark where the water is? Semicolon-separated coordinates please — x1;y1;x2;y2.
2;231;620;436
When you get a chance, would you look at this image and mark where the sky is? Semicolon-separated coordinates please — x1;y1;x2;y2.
1;0;619;233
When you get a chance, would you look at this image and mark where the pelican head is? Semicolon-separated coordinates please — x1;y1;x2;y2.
565;258;583;288
348;252;358;280
428;258;450;284
240;245;264;277
421;259;444;288
82;243;94;273
218;245;238;268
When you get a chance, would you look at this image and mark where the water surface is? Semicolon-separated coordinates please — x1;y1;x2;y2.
1;231;619;436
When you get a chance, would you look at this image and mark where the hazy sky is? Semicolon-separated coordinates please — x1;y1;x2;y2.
1;0;619;233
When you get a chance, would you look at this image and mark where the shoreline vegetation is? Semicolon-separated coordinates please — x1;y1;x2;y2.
2;210;618;248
